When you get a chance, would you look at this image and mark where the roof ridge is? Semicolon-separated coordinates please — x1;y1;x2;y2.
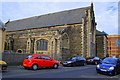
6;5;92;31
6;6;91;23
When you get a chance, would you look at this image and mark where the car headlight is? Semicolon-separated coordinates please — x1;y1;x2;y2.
0;61;7;65
109;67;114;70
67;61;72;63
97;65;100;68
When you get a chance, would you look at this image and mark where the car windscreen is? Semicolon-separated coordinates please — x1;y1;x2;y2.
94;57;100;60
67;57;76;61
26;55;33;59
102;58;117;64
77;57;86;60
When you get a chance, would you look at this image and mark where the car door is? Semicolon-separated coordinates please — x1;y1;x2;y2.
34;56;44;68
41;56;53;67
74;57;79;66
76;57;82;66
79;57;86;66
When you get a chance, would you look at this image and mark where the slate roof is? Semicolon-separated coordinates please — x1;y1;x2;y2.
5;6;91;31
96;30;108;36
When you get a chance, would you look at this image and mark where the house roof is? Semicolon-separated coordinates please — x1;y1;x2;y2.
96;30;108;36
5;6;91;31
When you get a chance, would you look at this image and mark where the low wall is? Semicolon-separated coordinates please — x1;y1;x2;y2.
2;53;31;66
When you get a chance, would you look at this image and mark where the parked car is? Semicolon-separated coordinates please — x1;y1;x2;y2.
23;54;60;70
96;57;120;76
0;60;7;71
86;57;101;65
62;56;86;67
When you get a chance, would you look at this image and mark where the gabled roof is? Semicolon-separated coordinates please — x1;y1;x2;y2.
5;6;91;31
96;30;108;36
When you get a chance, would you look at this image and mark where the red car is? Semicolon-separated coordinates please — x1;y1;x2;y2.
23;54;60;70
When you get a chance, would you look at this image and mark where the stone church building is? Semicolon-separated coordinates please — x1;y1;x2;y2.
5;3;96;60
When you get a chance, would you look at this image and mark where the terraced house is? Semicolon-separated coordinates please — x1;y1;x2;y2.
5;3;96;60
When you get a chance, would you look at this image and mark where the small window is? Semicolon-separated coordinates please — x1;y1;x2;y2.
26;55;32;59
41;56;50;60
35;56;41;59
71;57;77;61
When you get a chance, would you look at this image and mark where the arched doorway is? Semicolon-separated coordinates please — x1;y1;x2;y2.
61;33;70;60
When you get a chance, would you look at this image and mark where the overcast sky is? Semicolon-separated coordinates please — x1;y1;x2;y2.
0;0;119;35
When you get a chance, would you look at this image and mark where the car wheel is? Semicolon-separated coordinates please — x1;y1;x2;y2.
110;70;117;76
53;64;58;69
83;62;86;66
32;64;38;70
96;70;100;73
113;70;117;76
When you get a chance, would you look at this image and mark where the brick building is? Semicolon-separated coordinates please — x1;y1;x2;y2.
108;35;120;57
5;3;96;60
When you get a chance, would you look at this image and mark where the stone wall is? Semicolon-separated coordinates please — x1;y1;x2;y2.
5;25;68;60
65;24;83;57
2;53;31;65
96;36;104;58
5;24;84;61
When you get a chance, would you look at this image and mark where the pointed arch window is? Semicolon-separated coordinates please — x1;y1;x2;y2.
61;33;69;49
36;39;48;51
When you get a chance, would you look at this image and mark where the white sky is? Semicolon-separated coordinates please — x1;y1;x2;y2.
0;0;119;35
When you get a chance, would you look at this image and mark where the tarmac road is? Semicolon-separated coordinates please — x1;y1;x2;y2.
1;65;120;80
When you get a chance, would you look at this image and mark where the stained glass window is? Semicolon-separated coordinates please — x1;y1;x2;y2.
36;39;48;51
